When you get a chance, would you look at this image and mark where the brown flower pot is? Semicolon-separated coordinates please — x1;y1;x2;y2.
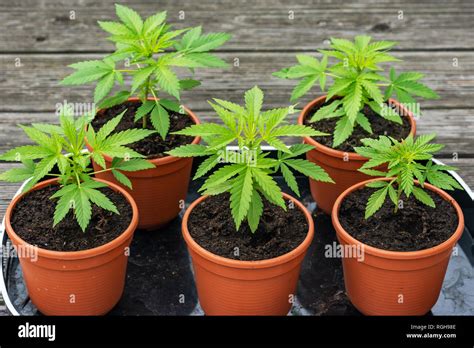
298;96;417;214
86;98;201;230
332;178;464;315
4;178;139;316
182;193;314;315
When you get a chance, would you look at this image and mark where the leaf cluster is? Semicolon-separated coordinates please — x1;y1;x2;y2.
61;4;231;138
168;86;334;232
354;134;462;218
273;36;439;147
0;110;154;231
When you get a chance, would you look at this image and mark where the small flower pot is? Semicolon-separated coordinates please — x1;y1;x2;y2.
332;178;465;315
4;178;139;316
86;97;201;230
182;193;314;315
298;96;417;214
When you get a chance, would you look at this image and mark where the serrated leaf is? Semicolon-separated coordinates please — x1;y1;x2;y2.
284;159;334;183
365;186;388;219
280;163;300;196
143;11;166;36
167;144;209;157
230;167;253;230
74;188;92;232
83;187;119;214
343;81;363;123
333;115;354;148
115;4;143;34
53;187;76;227
173;123;230;137
61;67;110;85
150;103;170;139
247;188;263;233
96;111;126;141
112;169;133;189
355;112;372;134
290;75;318;102
134;100;155;122
251;168;285;209
113;158;155;171
201;163;246;192
412;186;435;207
98;21;133;36
155;66;180;99
194;155;220;179
179;79;201;90
94;72;115;103
99;91;131;109
131;66;155;93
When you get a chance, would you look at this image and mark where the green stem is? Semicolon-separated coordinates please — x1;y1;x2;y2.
142;77;152;129
91;167;114;176
394;182;402;214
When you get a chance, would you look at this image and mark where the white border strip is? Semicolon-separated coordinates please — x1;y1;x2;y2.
0;180;28;316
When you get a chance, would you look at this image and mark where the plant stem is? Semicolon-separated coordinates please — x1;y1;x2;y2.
394;182;402;214
142;77;151;129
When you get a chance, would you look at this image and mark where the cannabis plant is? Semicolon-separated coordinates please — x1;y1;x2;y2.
61;4;231;138
354;134;462;219
168;86;333;232
273;36;439;147
0;111;155;231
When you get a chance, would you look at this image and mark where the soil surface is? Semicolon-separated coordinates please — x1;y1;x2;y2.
304;102;412;152
10;185;133;252
338;186;458;251
91;100;195;159
187;193;309;261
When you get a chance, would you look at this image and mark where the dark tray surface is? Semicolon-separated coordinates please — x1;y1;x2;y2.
2;177;474;316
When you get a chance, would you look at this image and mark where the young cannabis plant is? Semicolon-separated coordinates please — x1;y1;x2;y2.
61;4;231;138
0;111;155;231
273;36;439;147
354;134;462;219
168;86;334;232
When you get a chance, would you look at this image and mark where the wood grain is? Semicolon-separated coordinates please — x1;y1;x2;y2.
1;0;473;52
1;51;473;112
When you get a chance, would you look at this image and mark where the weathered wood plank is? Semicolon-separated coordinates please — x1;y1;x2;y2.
1;0;473;52
1;52;473;112
0;108;473;156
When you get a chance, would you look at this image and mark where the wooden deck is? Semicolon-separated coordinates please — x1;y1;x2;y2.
0;0;473;314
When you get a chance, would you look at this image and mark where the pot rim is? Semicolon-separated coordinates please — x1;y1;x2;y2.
84;97;201;166
331;177;465;260
297;95;417;161
5;177;139;260
182;192;314;269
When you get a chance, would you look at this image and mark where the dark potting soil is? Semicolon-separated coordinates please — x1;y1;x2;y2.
304;102;412;152
187;194;309;261
10;185;133;252
91;100;195;159
339;186;458;251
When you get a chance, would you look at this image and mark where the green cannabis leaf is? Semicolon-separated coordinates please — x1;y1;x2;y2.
61;4;231;138
169;86;334;232
0;111;155;231
354;134;462;219
273;36;439;148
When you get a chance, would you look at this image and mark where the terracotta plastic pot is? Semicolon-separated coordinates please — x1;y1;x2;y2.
5;178;139;316
86;97;201;230
332;178;465;315
182;193;314;315
298;96;417;214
